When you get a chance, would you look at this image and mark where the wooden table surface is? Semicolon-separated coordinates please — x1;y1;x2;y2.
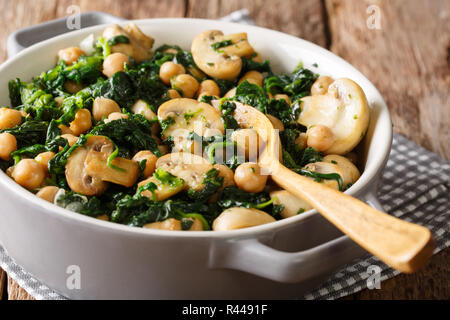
0;0;448;300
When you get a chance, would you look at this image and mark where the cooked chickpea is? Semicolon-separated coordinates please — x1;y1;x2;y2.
311;76;334;96
102;52;130;78
144;218;182;230
132;150;158;179
35;151;55;172
0;132;17;160
231;129;260;161
58;47;85;65
64;80;83;94
266;115;284;131
92;97;121;121
69;109;92;136
274;94;291;105
0;107;22;130
167;89;181;99
36;186;59;203
11;159;45;190
104;112;128;123
197;79;220;97
239;71;264;87
234;163;267;193
171;74;199;98
159;61;186;85
306;125;335;152
61;134;79;146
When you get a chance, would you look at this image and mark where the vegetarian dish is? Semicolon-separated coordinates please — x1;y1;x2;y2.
0;24;369;231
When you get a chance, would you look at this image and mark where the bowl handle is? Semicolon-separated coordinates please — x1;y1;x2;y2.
7;11;125;57
209;234;367;283
208;191;388;283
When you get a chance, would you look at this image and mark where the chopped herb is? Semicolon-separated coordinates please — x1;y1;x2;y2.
211;40;232;50
107;35;130;46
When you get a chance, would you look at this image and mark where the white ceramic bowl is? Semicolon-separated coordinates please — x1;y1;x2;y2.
0;18;392;299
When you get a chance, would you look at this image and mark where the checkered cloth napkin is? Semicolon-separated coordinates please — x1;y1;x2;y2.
1;9;449;300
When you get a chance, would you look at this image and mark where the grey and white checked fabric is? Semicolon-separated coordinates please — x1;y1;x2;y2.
1;10;449;300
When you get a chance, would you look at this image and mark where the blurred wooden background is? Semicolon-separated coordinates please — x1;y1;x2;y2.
0;0;448;300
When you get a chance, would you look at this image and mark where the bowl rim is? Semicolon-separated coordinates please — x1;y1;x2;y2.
0;17;393;239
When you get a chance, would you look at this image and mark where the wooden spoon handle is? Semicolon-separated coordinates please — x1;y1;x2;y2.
272;164;434;273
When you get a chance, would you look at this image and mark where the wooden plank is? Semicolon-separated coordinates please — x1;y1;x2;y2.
186;0;328;47
7;276;34;300
0;0;185;62
325;0;450;161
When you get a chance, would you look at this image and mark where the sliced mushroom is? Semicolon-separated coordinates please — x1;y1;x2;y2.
297;78;370;155
266;115;284;131
65;135;139;195
102;24;153;62
302;161;345;190
85;151;139;187
156;152;213;191
191;30;255;80
212;207;276;231
322;154;360;187
270;190;313;219
157;98;224;141
138;174;185;202
123;22;154;51
65;136;112;196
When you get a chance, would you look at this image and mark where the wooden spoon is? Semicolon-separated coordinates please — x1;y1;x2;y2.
231;101;434;273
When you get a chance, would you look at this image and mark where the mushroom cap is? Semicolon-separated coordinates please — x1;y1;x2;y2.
191;30;255;80
322;154;360;187
65;136;113;196
102;24;153;62
156;152;213;191
212;207;276;231
302;161;345;190
157;98;224;139
270;190;313;218
298;78;370;155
